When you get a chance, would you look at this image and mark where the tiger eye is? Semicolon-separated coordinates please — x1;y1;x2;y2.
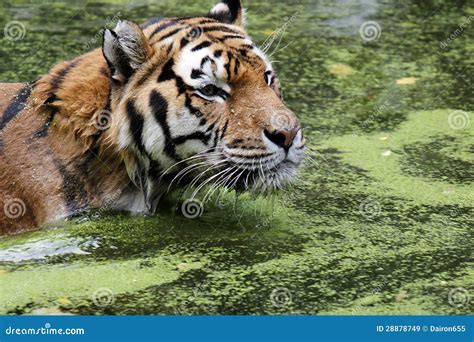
200;84;220;97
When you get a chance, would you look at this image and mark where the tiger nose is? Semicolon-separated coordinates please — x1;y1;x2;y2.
264;125;300;150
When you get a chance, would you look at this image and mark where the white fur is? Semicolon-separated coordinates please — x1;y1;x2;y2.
102;30;117;65
209;3;230;16
118;121;133;150
176;46;231;99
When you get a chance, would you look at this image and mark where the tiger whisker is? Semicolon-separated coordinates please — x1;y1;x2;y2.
202;166;237;203
188;160;227;190
191;165;237;199
160;148;221;179
267;25;286;57
269;40;293;58
167;158;225;192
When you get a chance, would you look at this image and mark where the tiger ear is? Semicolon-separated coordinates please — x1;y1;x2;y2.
208;0;244;27
102;20;152;83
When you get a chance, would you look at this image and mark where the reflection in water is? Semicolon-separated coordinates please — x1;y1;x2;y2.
0;237;98;262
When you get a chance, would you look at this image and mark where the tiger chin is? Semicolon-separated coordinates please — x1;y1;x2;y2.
0;0;305;235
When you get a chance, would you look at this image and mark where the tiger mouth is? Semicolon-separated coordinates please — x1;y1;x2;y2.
223;159;300;192
210;151;302;192
164;147;304;194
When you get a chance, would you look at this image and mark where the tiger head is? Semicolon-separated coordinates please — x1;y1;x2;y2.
102;0;305;203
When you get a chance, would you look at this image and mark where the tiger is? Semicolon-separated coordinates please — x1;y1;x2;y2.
0;0;305;235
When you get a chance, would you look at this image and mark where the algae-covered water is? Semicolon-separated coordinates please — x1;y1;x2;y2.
0;0;473;315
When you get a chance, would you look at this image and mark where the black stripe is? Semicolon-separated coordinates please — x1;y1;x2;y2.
154;27;181;42
220;120;229;139
191;69;205;79
25;67;72;138
231;138;243;145
264;70;272;81
135;63;157;87
239;48;248;57
50;59;81;92
148;158;163;180
53;158;88;216
191;41;212;52
173;131;211;145
33;94;58;138
228;145;262;150
218;34;245;41
180;37;190;49
185;94;202;117
214;50;223;58
241;44;255;50
158;59;189;95
201;56;211;68
206;122;215;133
213;127;220;148
175;76;188;95
201;25;241;35
34;109;57;138
196;18;220;25
224;52;233;81
0;83;33;131
230;151;275;158
126;100;146;153
149;90;179;160
234;58;240;75
158;59;176;82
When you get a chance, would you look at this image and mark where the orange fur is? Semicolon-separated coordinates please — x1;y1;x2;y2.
0;6;303;235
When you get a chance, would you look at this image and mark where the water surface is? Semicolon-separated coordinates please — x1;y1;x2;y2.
0;0;472;315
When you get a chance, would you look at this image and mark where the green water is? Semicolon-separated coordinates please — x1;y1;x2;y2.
0;0;473;315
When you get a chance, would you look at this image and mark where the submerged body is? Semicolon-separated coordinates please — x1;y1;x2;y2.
0;0;305;235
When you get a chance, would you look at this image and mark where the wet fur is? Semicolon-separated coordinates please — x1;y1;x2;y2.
0;2;303;235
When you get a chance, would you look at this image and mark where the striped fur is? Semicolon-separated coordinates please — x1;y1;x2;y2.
0;0;304;234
